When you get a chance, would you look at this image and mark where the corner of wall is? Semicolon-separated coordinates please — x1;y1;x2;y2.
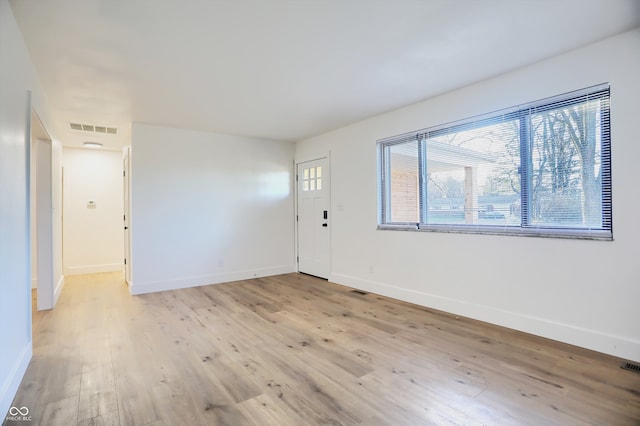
0;343;32;421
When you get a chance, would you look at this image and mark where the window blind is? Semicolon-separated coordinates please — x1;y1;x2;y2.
377;83;612;240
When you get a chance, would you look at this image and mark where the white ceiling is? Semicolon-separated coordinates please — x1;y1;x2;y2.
9;0;640;150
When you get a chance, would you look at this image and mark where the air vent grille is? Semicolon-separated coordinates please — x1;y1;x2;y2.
621;362;640;373
69;122;117;135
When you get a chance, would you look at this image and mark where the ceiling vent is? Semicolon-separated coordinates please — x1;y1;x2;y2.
69;122;117;135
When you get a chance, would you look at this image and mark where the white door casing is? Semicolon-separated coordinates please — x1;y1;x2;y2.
30;106;55;311
35;137;53;310
123;147;131;285
297;157;330;279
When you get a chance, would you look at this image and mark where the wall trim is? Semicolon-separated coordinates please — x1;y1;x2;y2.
330;272;640;362
53;275;64;307
294;150;330;165
64;263;123;276
0;342;32;421
130;265;296;295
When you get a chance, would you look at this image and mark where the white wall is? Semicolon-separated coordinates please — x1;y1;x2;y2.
0;0;63;417
63;148;124;275
130;123;295;294
296;29;640;362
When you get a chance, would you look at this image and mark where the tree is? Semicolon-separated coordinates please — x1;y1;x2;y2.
530;101;601;225
562;103;601;225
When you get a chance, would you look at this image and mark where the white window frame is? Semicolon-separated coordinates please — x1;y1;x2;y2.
377;84;612;240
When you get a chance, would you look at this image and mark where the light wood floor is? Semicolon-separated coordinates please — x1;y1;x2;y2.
6;272;640;426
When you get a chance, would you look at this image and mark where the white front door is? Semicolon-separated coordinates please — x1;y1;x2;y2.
297;158;330;279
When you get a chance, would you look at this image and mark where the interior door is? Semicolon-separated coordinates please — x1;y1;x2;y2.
297;158;330;278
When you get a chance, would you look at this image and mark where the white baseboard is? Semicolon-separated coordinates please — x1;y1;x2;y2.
130;265;296;295
64;263;124;275
330;272;640;363
0;342;32;421
53;275;64;307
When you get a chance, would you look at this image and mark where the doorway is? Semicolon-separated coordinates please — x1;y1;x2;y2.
296;157;330;279
30;110;54;311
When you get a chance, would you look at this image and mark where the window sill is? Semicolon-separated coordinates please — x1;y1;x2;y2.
376;224;613;241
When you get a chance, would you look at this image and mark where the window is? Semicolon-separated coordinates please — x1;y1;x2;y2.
378;84;612;240
302;166;322;191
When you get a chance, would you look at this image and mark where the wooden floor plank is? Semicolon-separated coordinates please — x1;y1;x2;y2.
5;272;640;426
77;364;118;422
39;395;78;426
76;410;120;426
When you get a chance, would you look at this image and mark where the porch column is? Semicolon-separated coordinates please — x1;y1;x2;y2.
464;166;478;224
